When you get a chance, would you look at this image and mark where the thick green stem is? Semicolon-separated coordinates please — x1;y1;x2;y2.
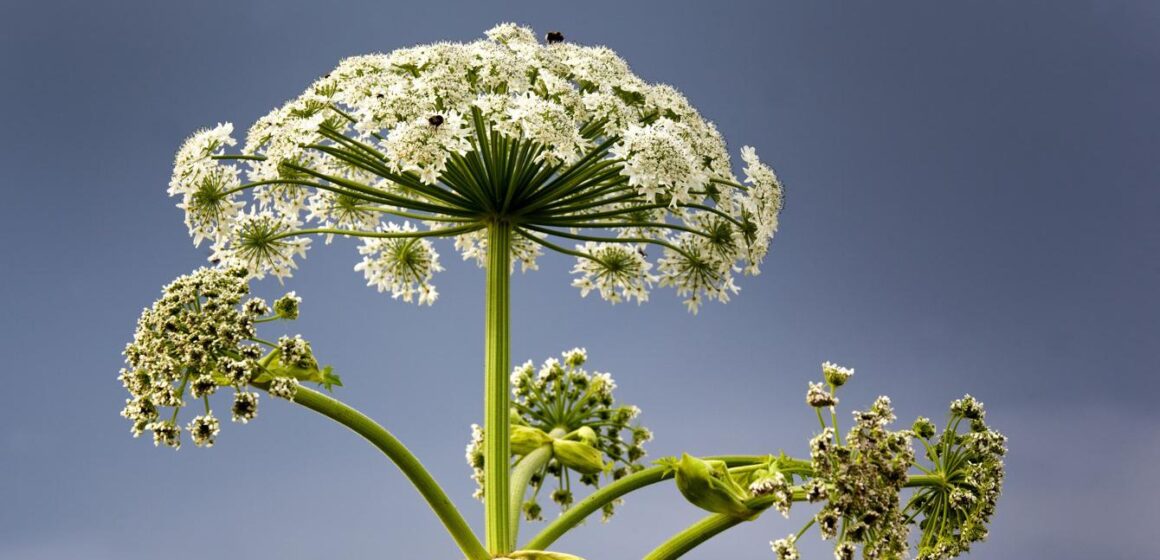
644;472;949;560
509;444;554;545
524;456;767;551
252;381;489;560
643;492;792;560
642;512;745;560
905;473;946;488
484;220;513;554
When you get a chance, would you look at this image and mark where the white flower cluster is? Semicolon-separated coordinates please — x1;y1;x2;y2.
168;24;783;310
211;210;311;281
770;535;800;560
571;242;656;304
465;423;486;500
354;222;445;305
168;123;244;247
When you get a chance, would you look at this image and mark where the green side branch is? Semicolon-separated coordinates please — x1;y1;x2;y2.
642;472;949;560
509;444;555;545
524;456;769;551
252;381;489;560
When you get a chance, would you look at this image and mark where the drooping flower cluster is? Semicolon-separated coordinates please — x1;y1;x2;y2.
787;363;1005;560
769;535;800;560
467;348;651;521
118;267;325;448
809;395;915;559
910;396;1007;560
167;24;783;311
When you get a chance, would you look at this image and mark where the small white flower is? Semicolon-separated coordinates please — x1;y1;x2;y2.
169;122;237;196
807;382;838;408
381;111;471;185
273;292;301;319
213;210;311;281
231;391;259;423
485;22;539;49
657;233;739;314
305;190;379;242
268;377;299;401
770;535;800;560
822;361;854;387
736;145;784;272
354;222;445;305
504;93;586;165
562;347;587;367
571;242;656;304
188;413;221;447
613;119;708;207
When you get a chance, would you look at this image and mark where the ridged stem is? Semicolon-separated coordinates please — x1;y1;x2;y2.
484;220;513;554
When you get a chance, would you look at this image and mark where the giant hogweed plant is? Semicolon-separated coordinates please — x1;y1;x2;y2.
119;25;1006;559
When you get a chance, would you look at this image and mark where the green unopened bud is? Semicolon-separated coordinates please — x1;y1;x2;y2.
511;425;554;456
950;394;985;420
671;454;756;519
913;416;936;439
552;439;605;474
261;345;341;391
822;361;854;387
273;291;300;319
574;426;598;446
522;500;543;521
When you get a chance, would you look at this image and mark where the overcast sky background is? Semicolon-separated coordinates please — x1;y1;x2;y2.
2;1;1158;559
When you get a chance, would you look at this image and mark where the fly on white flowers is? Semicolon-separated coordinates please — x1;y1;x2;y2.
167;24;784;311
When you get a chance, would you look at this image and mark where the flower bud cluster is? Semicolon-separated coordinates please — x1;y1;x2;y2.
809;394;914;559
788;362;1005;560
769;535;800;560
911;397;1006;560
800;362;911;558
118;267;310;449
467;348;650;521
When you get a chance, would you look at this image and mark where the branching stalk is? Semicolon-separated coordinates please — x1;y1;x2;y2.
250;381;488;560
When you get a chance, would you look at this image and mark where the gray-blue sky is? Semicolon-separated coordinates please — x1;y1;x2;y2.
1;1;1157;558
